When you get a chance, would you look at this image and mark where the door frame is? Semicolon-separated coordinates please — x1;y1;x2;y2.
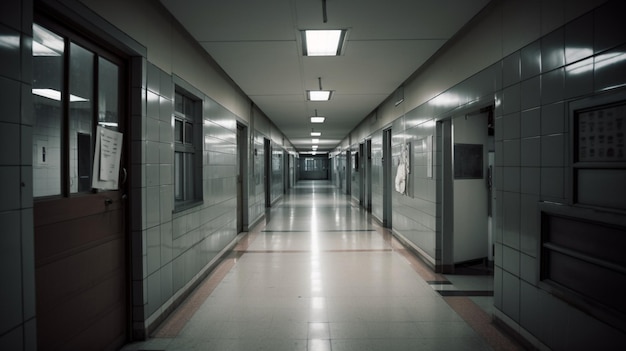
32;10;136;349
237;123;248;232
33;0;148;342
366;139;372;212
358;143;364;206
438;104;494;274
264;138;271;208
382;128;392;228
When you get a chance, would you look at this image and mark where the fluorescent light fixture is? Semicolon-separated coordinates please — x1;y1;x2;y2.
311;131;321;137
99;122;119;128
307;90;332;101
300;151;327;156
33;88;89;102
302;30;346;56
310;116;326;123
312;138;320;143
312;145;318;150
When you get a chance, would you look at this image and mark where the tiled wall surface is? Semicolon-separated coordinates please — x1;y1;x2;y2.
390;115;438;261
493;3;626;348
134;62;274;333
0;0;37;349
339;0;626;349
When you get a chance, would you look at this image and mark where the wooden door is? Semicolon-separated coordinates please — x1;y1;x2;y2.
32;21;129;350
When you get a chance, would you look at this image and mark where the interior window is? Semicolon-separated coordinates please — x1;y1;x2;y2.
32;22;121;197
174;90;202;208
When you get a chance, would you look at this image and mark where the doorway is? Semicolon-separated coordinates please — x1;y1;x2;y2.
365;139;372;212
264;138;271;208
359;143;365;207
237;123;248;233
32;21;129;350
441;107;493;273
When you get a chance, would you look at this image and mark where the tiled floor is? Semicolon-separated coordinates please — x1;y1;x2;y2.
122;180;524;351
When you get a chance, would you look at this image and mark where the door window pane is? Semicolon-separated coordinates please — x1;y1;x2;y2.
69;43;94;193
98;57;119;130
33;23;123;197
32;24;64;197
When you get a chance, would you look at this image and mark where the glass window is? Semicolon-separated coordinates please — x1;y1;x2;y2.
32;23;122;197
32;24;64;197
98;57;119;130
174;90;202;208
304;158;324;171
69;43;94;193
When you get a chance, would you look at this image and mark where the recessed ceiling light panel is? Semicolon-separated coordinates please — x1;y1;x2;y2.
302;29;346;56
307;90;332;101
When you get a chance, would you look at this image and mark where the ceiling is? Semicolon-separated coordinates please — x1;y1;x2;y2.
159;0;491;154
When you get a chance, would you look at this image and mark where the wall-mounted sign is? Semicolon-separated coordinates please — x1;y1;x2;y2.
454;143;483;179
576;103;625;162
92;126;123;190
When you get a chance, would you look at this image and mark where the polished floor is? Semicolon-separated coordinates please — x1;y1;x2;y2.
122;180;523;351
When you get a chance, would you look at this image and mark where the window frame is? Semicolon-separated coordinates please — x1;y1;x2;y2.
173;86;203;211
32;18;126;199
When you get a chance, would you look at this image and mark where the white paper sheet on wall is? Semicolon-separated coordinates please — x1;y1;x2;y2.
92;126;123;190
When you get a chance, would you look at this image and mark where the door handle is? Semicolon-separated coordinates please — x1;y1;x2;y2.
104;198;113;206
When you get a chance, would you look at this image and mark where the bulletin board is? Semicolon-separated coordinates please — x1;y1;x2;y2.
92;126;123;190
454;143;483;179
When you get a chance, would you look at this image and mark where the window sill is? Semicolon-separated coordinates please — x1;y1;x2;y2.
173;199;203;214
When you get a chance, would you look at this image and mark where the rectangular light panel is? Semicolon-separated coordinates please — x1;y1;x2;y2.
303;30;345;56
308;90;332;101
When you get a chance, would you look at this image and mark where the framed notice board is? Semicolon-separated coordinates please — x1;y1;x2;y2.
571;90;626;210
454;143;483;179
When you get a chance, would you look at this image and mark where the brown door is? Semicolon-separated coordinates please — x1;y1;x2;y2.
32;22;129;350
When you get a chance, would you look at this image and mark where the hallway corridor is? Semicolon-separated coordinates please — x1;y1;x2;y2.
122;181;522;351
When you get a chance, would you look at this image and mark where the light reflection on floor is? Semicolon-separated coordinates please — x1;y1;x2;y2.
122;180;523;351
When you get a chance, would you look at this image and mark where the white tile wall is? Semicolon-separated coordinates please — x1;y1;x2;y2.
502;271;520;322
520;107;541;138
519;194;539;256
502;245;520;276
343;3;626;347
